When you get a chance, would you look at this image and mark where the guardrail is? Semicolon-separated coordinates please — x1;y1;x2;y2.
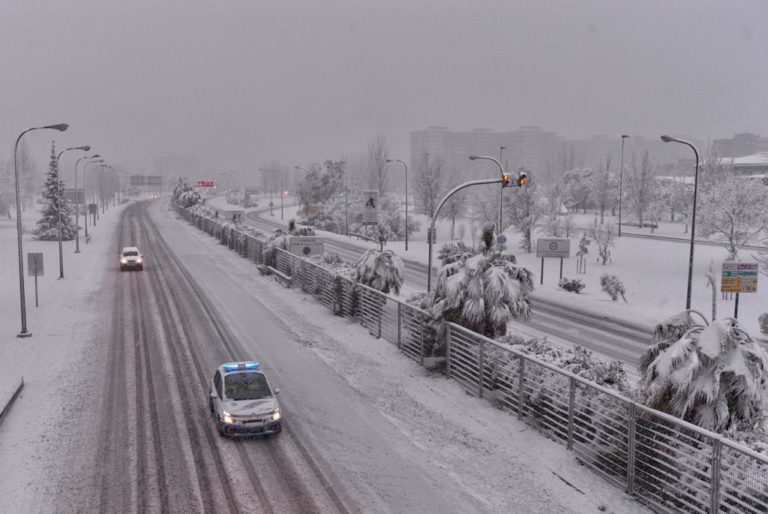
175;203;768;513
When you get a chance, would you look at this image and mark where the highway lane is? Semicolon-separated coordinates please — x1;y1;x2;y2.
90;200;502;513
245;209;652;364
95;201;350;513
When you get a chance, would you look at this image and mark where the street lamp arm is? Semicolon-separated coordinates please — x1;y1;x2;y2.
469;155;504;176
427;177;504;291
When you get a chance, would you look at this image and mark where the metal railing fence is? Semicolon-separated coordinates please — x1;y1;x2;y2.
174;203;768;513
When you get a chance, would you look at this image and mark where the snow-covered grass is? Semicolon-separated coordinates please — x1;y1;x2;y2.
239;198;766;343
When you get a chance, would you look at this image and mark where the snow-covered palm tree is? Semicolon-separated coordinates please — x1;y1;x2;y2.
353;248;404;295
638;313;768;432
430;223;534;338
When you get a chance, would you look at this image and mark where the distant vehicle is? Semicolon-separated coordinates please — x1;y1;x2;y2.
119;246;144;271
209;361;282;437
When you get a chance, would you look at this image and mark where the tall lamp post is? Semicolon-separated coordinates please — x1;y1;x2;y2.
385;159;408;250
55;146;90;278
13;122;69;337
73;154;99;253
469;155;505;232
661;135;700;311
618;135;629;237
83;158;104;238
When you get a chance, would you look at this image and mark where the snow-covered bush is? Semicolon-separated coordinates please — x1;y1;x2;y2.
600;274;626;302
352;248;403;295
558;277;585;294
638;316;768;432
430;224;534;338
437;241;473;266
494;336;628;391
759;313;768;337
306;252;354;276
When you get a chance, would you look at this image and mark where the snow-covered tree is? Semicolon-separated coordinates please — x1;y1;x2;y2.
429;223;534;338
413;152;446;217
366;135;389;197
625;151;656;227
503;178;543;253
589;157;617;224
638;314;768;432
296;160;346;215
696;175;767;260
562;168;593;213
440;167;467;240
33;142;77;241
588;220;616;265
172;180;201;208
353;248;403;295
0;160;13;219
17;141;38;211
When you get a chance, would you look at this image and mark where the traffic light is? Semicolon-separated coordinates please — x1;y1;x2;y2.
502;174;511;187
517;170;528;187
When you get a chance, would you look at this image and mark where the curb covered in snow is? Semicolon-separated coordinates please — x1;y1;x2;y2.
0;377;25;429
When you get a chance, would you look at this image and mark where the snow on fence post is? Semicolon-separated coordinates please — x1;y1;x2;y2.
626;401;636;494
517;355;525;419
445;324;452;378
567;377;575;450
396;302;402;350
710;438;722;512
478;340;485;399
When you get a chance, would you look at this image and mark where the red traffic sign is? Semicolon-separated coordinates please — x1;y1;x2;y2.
197;180;215;187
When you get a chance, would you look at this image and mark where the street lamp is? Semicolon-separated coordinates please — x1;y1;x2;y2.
73;154;99;253
618;135;629;237
55;146;90;278
469;155;505;232
385;159;408;250
83;158;104;237
13;122;69;337
661;135;701;311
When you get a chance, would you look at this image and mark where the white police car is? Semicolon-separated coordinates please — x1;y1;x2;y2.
209;361;282;437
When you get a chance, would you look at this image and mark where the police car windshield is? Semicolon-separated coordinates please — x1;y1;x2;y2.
124;251;139;256
224;372;271;400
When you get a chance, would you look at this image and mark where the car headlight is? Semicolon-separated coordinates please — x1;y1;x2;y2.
120;258;127;264
222;411;234;424
136;257;143;263
271;409;281;421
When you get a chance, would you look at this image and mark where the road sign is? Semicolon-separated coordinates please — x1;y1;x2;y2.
362;190;379;226
146;175;163;186
28;253;44;276
197;180;215;187
497;234;507;245
536;238;570;258
721;262;758;293
289;236;324;257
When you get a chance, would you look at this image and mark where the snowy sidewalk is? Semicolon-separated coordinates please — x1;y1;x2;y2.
0;201;126;513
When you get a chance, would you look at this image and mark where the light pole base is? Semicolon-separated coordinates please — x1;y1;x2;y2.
17;331;32;338
74;250;81;254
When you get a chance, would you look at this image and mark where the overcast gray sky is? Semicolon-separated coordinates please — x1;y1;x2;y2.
2;0;767;174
